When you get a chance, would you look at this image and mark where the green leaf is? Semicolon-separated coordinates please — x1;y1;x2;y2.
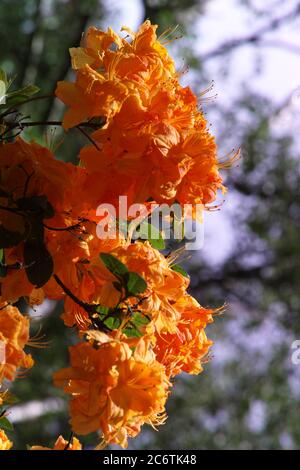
124;271;147;296
0;416;14;431
100;253;128;279
171;264;189;278
96;305;110;316
4;94;28;107
3;85;39;108
133;312;150;327
8;84;39;98
0;69;8;86
104;316;121;330
17;195;54;219
0;248;6;277
0;81;7;105
136;222;165;250
24;241;54;288
124;314;150;338
123;327;143;338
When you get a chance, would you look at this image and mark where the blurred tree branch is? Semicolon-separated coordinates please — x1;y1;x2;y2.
40;9;90;122
201;2;300;61
258;39;300;56
18;0;42;88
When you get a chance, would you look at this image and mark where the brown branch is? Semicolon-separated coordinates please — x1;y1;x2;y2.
53;274;95;313
53;274;111;332
76;126;101;151
43;222;82;232
2;119;101;132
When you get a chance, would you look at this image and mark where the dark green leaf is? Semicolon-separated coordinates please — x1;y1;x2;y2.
136;222;165;250
24;241;53;288
124;271;147;296
133;312;151;327
17;196;54;219
171;264;189;278
7;84;39;98
104;316;121;330
96;305;109;315
0;224;28;248
0;416;14;431
123;327;143;338
0;248;6;277
0;69;8;86
124;314;150;338
100;253;128;279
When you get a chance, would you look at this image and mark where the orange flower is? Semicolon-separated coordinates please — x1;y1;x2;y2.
56;21;175;130
58;240;189;334
106;241;189;334
0;429;12;450
51;232;126;330
0;137;90;302
0;304;33;382
151;295;214;376
54;336;170;448
79;80;223;207
0;138;80;302
56;20;225;209
30;435;82;450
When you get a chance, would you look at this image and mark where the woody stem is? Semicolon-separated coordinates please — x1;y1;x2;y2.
53;274;95;313
53;274;111;332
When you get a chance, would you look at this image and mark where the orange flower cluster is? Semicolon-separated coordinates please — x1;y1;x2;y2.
0;304;33;382
30;435;82;450
0;21;228;449
51;240;214;447
54;335;169;448
57;21;224;208
0;429;12;450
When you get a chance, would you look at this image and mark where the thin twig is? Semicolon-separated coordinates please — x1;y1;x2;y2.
0;94;54;119
76;125;101;150
53;274;112;332
43;222;82;232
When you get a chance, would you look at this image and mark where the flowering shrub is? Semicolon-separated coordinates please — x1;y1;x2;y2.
0;21;231;449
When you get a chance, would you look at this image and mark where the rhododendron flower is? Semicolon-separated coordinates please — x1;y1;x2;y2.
151;295;214;376
0;16;232;450
0;429;12;450
30;435;82;450
54;336;170;448
0;304;33;382
107;241;189;334
56;21;175;130
56;20;225;209
0;137;87;302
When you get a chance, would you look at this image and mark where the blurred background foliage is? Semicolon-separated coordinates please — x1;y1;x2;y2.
1;0;300;450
